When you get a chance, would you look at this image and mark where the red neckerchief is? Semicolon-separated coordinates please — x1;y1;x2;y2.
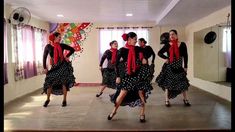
49;34;64;64
169;39;179;63
125;43;136;75
110;48;117;64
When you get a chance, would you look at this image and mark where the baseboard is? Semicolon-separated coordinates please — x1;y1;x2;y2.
74;83;102;87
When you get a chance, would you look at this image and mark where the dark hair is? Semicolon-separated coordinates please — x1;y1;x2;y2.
139;38;147;44
122;32;137;41
160;32;170;44
53;32;61;37
109;40;117;46
169;29;178;35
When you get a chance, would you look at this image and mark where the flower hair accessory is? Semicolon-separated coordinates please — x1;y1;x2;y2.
49;34;55;43
122;33;127;41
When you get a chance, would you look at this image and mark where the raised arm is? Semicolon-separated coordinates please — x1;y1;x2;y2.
60;44;75;58
158;44;170;59
115;49;123;77
43;44;49;69
99;50;108;67
181;42;188;68
150;47;156;64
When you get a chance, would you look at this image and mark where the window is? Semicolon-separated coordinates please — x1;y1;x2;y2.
222;28;231;53
222;27;231;68
11;25;47;80
99;29;149;55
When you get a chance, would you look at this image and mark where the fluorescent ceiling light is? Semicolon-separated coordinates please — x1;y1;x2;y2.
57;14;64;17
126;13;133;17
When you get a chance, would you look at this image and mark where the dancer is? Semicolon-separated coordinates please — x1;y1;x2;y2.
42;32;76;107
138;38;156;82
155;29;190;107
96;40;118;97
108;32;153;123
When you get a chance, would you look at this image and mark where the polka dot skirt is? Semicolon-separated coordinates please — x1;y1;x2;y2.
43;60;76;95
101;68;116;89
155;57;190;99
110;62;153;107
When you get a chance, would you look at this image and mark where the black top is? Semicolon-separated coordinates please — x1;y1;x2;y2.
99;49;116;69
140;46;155;64
116;46;145;77
158;42;188;68
43;43;75;69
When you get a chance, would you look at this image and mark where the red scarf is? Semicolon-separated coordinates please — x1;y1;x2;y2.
49;34;64;65
139;52;144;61
169;39;179;63
110;48;117;64
140;45;145;48
139;45;145;60
125;43;136;75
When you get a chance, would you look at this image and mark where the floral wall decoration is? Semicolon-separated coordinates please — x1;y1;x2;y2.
49;22;93;61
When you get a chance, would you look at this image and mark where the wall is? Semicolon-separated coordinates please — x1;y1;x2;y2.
194;25;227;82
194;26;219;81
4;3;50;104
185;6;231;101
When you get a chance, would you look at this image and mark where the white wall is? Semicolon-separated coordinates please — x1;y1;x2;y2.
194;26;227;82
185;6;231;101
194;26;219;81
4;4;50;104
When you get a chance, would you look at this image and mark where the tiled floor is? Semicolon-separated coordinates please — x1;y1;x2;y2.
4;83;231;131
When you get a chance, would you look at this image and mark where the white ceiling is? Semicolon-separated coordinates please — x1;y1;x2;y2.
4;0;231;26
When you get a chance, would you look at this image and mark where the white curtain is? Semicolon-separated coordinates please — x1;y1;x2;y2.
223;28;231;68
99;29;149;55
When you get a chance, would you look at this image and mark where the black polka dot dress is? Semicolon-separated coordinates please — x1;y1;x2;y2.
43;60;76;95
42;44;76;95
109;46;153;107
101;68;116;89
140;46;156;83
155;42;190;99
100;50;117;89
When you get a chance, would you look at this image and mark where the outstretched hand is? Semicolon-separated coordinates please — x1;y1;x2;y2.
64;57;70;62
43;69;48;74
142;58;147;64
165;59;169;64
116;77;121;84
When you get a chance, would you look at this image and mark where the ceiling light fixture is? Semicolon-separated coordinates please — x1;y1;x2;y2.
126;13;133;17
57;14;64;17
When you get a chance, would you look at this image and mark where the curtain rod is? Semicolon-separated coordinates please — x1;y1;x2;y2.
96;26;153;29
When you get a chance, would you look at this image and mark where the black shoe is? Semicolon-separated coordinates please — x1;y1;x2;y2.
96;92;103;97
62;101;67;107
140;115;146;123
107;112;116;120
183;99;191;106
165;101;171;107
43;100;50;107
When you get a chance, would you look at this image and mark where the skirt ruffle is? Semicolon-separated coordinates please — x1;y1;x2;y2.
110;63;153;107
43;61;76;95
155;58;190;99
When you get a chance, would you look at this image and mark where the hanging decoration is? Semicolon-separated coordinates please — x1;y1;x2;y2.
49;22;93;61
